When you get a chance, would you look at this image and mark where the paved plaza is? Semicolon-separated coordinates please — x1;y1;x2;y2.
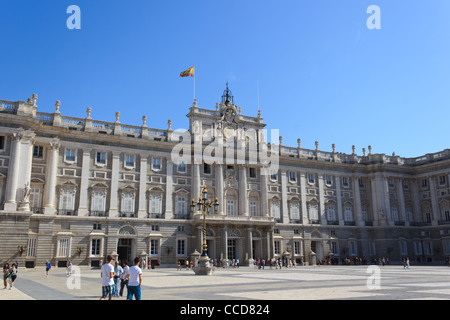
1;264;450;301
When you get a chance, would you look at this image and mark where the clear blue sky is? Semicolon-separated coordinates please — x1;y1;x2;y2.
1;0;449;158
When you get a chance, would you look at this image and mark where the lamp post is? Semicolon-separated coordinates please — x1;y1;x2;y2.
190;185;219;257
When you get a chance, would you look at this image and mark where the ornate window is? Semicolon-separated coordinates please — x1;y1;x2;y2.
308;201;319;223
58;181;77;215
270;199;281;220
289;200;300;221
326;204;336;222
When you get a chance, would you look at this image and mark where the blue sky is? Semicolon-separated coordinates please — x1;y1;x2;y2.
0;0;449;158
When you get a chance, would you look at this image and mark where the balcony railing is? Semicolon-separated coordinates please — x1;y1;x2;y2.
30;207;43;214
90;211;106;217
148;213;165;219
58;209;76;216
120;212;136;218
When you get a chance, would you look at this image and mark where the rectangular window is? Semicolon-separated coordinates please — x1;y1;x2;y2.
308;174;315;184
177;161;186;173
30;188;41;209
203;163;211;174
150;239;159;255
96;152;106;165
414;241;422;255
27;238;37;257
150;194;162;214
33;146;43;158
92;191;105;212
290;202;300;220
274;241;280;255
227;199;235;216
294;242;301;255
0;136;5;150
342;177;349;188
65;149;76;162
289;172;296;182
91;239;101;256
325;175;332;186
271;202;280;219
57;238;71;257
331;241;338;255
60;189;75;210
176;196;187;216
445;210;450;221
308;203;319;221
177;239;185;255
439;175;446;185
121;193;134;213
400;241;408;256
249;167;256;178
327;206;336;221
249;200;257;216
349;241;357;256
125;154;135;168
152;158;161;171
391;208;399;222
270;171;277;181
421;179;428;188
344;207;353;222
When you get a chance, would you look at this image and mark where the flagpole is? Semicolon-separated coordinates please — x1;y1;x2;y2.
193;65;196;101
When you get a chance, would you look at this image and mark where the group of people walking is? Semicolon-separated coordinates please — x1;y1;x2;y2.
100;255;143;300
2;262;18;290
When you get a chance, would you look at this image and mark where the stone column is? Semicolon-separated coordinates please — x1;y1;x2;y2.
4;133;22;211
370;176;380;225
260;170;269;217
165;158;174;219
396;178;407;224
318;175;326;225
248;228;253;262
429;176;439;226
77;149;91;216
192;163;201;202
353;176;364;226
43;139;60;215
239;165;248;216
410;180;421;223
13;130;35;212
335;176;344;225
215;163;224;215
280;170;288;223
108;151;120;217
300;173;309;225
137;156;147;218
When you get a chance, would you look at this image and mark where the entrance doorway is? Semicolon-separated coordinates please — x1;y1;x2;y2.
117;238;133;263
311;241;324;260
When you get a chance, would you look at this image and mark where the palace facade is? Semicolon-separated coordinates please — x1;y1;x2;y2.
0;86;449;268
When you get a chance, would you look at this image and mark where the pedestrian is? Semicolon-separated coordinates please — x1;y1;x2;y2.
9;263;17;289
100;255;115;300
3;263;11;289
177;260;181;270
126;257;142;300
66;261;73;276
114;260;123;297
45;260;51;277
406;257;410;269
119;260;129;298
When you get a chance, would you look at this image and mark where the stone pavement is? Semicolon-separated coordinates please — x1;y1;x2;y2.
1;264;450;301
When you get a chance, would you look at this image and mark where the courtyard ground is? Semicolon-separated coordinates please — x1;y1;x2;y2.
1;264;449;301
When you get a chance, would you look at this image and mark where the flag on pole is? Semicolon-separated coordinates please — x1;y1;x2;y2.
180;66;195;77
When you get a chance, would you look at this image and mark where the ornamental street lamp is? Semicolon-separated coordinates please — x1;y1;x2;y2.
190;185;219;257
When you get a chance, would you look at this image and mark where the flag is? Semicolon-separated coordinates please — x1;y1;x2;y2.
180;66;195;77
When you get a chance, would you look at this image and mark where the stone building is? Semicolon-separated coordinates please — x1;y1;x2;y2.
0;86;449;268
